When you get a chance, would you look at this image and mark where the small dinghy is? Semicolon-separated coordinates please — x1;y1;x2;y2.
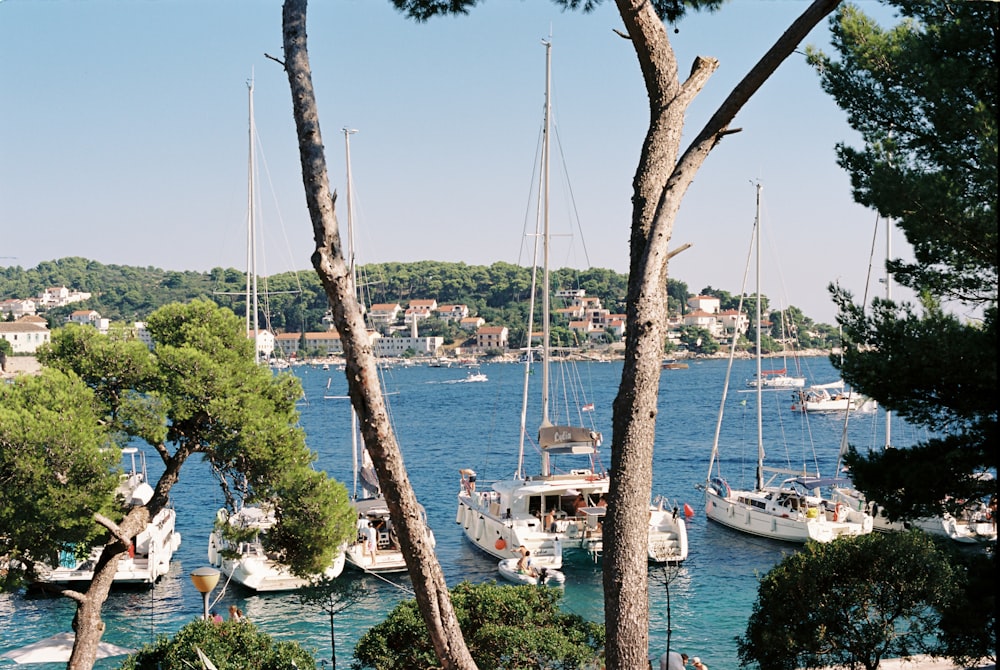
498;558;566;586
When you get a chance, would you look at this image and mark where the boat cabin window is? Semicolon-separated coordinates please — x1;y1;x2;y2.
528;496;541;518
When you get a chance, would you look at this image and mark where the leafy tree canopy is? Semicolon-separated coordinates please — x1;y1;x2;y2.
353;581;604;669
119;618;315;670
0;368;121;585
738;532;964;670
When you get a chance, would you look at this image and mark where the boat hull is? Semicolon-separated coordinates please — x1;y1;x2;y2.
457;478;688;566
704;487;872;544
207;507;346;592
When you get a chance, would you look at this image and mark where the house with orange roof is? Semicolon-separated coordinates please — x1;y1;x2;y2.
475;325;508;352
687;294;721;314
405;299;438;324
368;303;402;329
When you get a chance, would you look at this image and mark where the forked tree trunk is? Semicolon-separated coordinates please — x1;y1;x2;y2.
279;2;477;668
604;1;841;668
67;451;186;669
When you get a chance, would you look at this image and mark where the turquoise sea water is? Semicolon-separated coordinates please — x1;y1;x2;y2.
1;356;903;668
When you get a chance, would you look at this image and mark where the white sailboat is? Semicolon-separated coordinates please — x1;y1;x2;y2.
37;448;181;587
703;183;874;543
207;79;346;590
456;41;687;568
337;128;435;573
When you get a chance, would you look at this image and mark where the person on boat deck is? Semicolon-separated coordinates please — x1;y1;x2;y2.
596;495;608;508
365;523;378;560
544;509;556;532
460;468;477;494
573;493;588;515
691;656;707;670
356;514;375;557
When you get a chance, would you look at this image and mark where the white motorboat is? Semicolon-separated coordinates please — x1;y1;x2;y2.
37;448;181;586
456;41;687;568
703;183;874;544
207;506;346;592
461;370;488;383
498;558;565;586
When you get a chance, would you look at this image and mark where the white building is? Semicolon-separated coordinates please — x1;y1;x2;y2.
0;318;50;353
0;298;37;318
250;329;275;361
374;334;443;357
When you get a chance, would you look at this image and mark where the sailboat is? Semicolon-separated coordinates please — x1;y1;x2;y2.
207;79;346;590
455;41;687;569
703;183;874;543
337;128;436;573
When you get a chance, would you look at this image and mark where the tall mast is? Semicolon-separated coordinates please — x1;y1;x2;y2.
755;182;765;491
540;38;553;477
245;75;260;362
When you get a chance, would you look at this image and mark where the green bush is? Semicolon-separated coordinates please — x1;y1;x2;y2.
118;618;315;670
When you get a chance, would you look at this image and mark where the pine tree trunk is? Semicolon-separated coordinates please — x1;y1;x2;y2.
280;2;477;668
604;1;841;668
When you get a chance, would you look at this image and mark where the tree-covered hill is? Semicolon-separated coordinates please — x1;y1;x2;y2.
0;257;835;349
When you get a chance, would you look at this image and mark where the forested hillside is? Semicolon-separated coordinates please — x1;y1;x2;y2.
0;258;632;334
0;257;835;349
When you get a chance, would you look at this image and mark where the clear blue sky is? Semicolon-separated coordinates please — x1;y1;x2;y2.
0;0;909;324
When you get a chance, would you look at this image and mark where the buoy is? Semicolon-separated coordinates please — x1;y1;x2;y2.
683;503;695;518
495;538;507;551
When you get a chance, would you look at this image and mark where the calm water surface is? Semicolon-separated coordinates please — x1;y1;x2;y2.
1;356;903;668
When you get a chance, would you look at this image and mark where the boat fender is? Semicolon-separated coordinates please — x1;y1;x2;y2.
456;505;465;525
495;538;507;551
567;523;578;538
475;517;485;542
683;503;695;518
